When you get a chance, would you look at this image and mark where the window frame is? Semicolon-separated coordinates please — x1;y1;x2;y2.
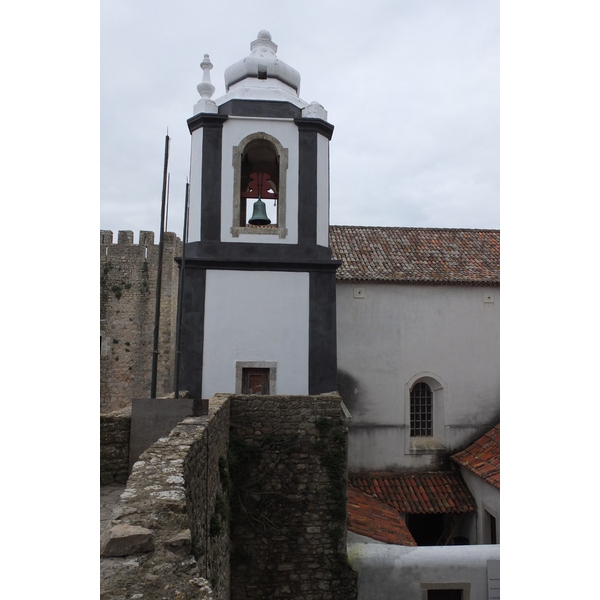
235;361;277;395
421;583;471;600
404;372;447;454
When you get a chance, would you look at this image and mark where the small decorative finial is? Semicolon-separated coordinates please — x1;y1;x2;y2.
197;54;215;100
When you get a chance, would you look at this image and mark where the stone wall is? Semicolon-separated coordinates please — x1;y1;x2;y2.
100;230;182;413
100;393;358;600
101;394;231;600
229;394;358;600
100;408;131;484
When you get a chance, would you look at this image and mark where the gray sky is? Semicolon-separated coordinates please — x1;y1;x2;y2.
100;0;499;240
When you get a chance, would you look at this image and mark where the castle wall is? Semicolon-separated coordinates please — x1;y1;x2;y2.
229;394;357;600
100;394;231;600
100;230;182;413
100;393;358;600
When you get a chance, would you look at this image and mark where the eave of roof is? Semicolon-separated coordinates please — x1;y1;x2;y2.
451;424;500;489
329;225;500;286
348;471;476;515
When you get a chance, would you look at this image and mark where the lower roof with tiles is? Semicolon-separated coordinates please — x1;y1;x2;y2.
451;423;500;489
329;225;499;285
347;485;417;546
348;471;476;515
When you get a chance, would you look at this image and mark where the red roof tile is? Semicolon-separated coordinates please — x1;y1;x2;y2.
329;225;499;285
347;485;417;546
451;424;500;489
348;472;475;514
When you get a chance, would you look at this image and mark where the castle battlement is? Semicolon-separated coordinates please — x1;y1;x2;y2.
101;230;180;248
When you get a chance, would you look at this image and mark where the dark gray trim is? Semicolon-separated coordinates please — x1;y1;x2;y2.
177;256;341;274
297;125;318;246
183;240;335;263
219;99;302;119
186;112;228;134
178;267;206;400
309;271;338;394
294;117;335;141
200;119;226;242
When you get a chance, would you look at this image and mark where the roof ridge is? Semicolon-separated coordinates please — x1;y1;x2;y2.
330;224;500;233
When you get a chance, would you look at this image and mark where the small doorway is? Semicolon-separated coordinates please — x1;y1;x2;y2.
242;368;270;394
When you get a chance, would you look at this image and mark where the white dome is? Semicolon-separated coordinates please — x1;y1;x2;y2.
223;30;301;95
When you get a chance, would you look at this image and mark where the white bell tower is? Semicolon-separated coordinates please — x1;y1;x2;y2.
178;31;339;399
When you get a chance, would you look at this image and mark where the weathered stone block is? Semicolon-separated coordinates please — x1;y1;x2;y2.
100;524;155;557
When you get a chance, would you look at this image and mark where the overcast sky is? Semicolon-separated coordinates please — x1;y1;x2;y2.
100;0;499;241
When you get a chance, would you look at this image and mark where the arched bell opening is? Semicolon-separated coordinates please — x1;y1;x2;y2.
240;139;280;226
231;132;288;238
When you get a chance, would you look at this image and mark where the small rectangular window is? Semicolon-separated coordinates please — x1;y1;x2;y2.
242;368;270;394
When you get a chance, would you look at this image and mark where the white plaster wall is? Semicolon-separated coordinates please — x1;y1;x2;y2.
461;469;500;544
220;117;299;244
202;270;309;398
316;133;330;248
187;128;203;243
348;543;499;600
336;283;500;470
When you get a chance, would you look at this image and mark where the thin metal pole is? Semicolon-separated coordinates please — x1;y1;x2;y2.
165;172;170;232
174;182;190;398
151;133;170;398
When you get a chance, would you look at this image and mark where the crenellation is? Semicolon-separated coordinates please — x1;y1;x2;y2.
100;230;113;245
118;230;134;245
138;230;155;246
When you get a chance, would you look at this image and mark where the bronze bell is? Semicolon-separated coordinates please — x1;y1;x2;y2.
248;198;271;225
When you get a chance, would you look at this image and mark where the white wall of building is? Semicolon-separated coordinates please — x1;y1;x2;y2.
460;469;500;544
336;282;500;470
316;133;330;248
187;127;203;243
201;269;309;398
348;543;500;600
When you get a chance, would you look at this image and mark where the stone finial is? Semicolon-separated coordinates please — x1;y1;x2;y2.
250;30;278;53
194;53;218;114
197;54;215;100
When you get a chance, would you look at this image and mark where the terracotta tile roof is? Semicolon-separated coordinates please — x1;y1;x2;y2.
451;423;500;489
348;471;475;515
347;485;417;546
329;225;499;285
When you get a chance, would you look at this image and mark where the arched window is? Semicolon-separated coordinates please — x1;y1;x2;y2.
410;381;433;437
231;132;288;238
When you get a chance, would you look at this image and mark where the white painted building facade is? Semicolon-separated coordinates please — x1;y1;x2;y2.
336;281;500;471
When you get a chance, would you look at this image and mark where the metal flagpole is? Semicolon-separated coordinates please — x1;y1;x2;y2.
150;132;170;398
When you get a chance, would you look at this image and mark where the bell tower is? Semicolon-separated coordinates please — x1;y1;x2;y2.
178;30;339;400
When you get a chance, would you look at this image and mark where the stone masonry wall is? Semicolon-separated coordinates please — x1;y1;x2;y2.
229;394;358;600
100;408;131;484
100;230;182;413
101;393;358;600
101;394;231;600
